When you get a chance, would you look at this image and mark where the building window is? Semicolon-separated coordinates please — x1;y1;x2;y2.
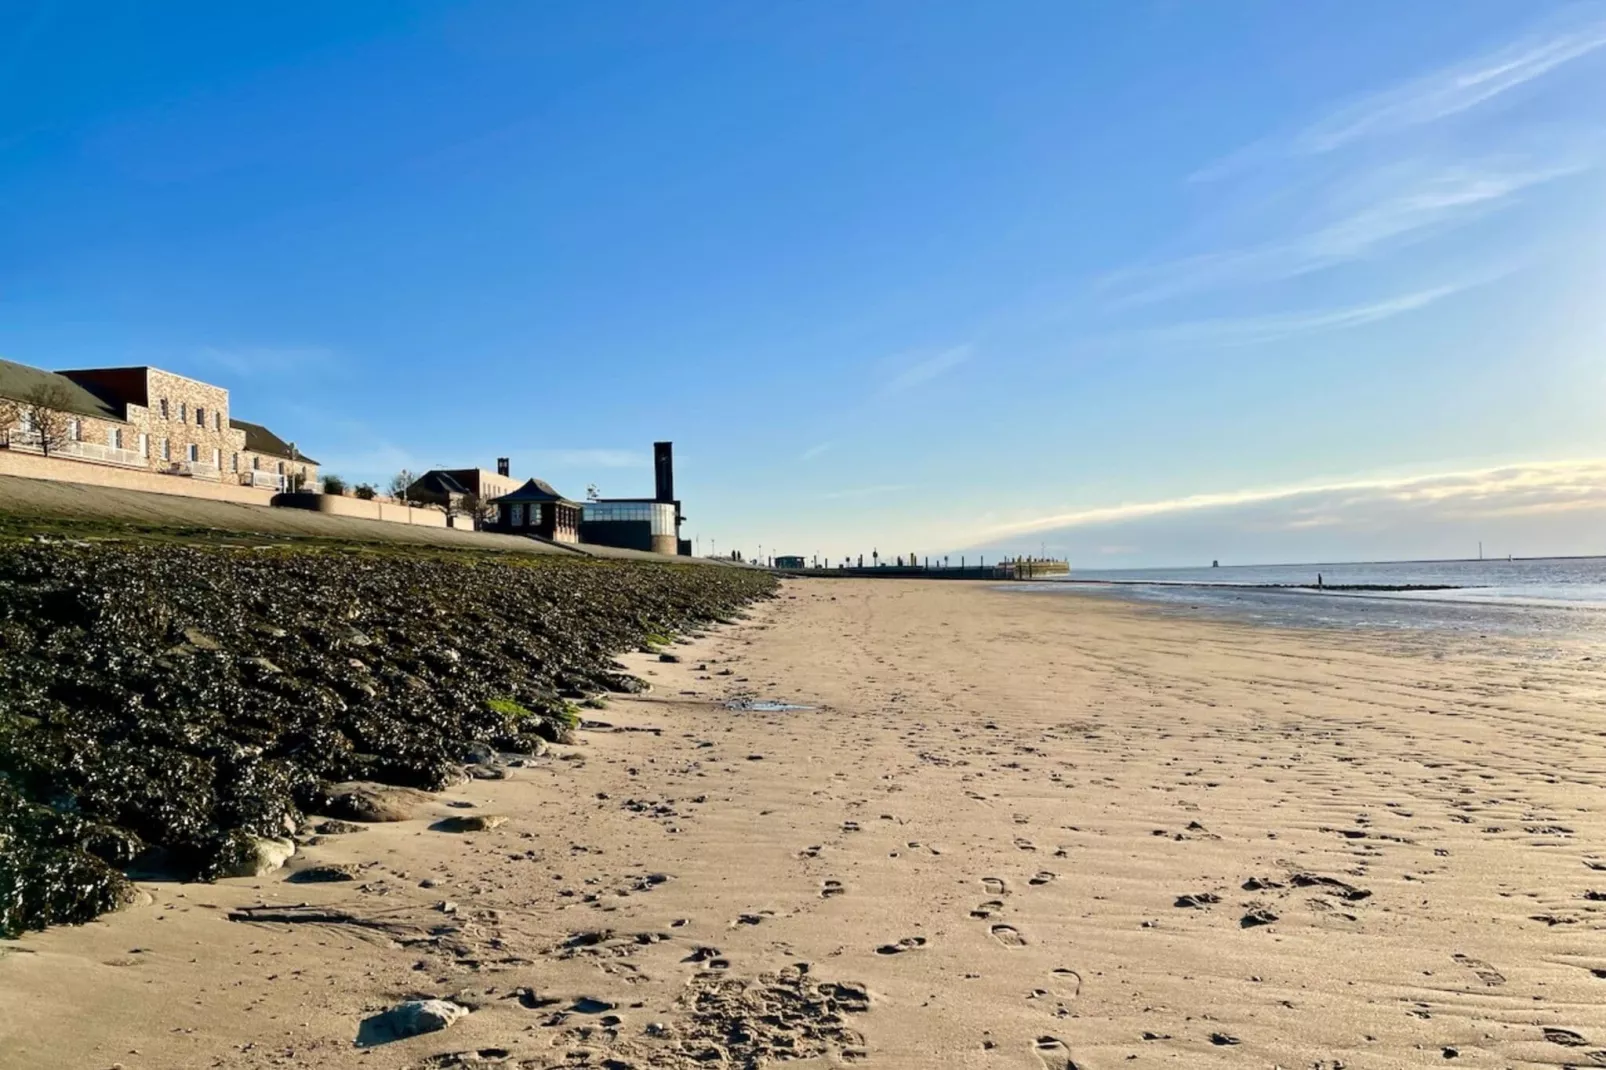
231;452;238;472
212;447;221;467
160;399;169;419
67;418;81;442
108;428;122;450
179;402;187;422
138;433;149;458
252;456;260;471
161;439;171;461
510;504;525;526
187;443;199;463
214;412;221;431
195;406;205;427
276;460;284;475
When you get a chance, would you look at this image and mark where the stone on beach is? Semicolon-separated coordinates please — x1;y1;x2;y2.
215;836;295;878
432;814;509;833
360;998;468;1044
324;783;429;823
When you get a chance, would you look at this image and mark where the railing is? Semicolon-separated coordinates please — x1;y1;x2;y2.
3;431;146;468
246;470;286;491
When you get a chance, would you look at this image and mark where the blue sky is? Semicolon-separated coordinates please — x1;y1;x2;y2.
4;2;1605;565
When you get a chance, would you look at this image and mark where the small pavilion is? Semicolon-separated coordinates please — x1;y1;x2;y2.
487;478;580;543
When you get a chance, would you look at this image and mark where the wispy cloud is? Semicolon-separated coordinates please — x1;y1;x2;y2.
1192;11;1606;181
1295;16;1606;155
966;459;1606;544
801;441;833;461
822;483;909;500
1128;282;1467;348
196;345;339;377
526;448;648;469
1104;160;1579;306
883;345;972;394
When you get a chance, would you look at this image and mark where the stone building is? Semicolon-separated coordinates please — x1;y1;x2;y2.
0;359;317;491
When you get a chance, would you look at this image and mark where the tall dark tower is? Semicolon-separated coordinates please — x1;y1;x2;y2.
496;457;510;477
653;442;674;503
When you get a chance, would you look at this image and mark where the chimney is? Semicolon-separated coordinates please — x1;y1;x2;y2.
496;457;510;477
653;442;674;503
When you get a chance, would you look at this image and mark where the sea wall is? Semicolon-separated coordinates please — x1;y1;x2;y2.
272;491;450;528
0;541;776;936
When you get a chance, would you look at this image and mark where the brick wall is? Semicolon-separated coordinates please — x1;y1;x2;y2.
141;368;240;476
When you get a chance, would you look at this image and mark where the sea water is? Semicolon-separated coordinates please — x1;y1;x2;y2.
1020;557;1606;640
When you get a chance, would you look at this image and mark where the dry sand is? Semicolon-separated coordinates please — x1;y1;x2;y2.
5;579;1606;1069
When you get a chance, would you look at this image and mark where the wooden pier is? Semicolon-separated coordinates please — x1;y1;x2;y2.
775;558;1069;581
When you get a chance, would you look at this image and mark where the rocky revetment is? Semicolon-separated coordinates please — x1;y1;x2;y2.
0;539;774;937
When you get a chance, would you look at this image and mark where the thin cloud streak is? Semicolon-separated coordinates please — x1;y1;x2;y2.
801;441;833;461
966;459;1606;543
883;345;972;394
1192;11;1606;180
822;483;909;500
1104;161;1577;306
1129;283;1465;349
196;344;339;377
1295;16;1606;155
527;449;647;469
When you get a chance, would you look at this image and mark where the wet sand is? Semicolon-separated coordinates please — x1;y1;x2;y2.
4;579;1606;1068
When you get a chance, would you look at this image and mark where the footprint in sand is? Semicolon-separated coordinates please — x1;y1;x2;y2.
875;936;928;955
991;924;1027;948
797;845;822;859
1452;953;1507;986
982;877;1008;895
1014;837;1038;852
970;900;1005;919
1049;967;1083;1000
1029;871;1056;886
821;880;845;899
842;821;861;833
1033;1035;1079;1069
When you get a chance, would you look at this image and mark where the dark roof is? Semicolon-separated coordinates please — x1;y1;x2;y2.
0;359;126;422
490;477;574;504
409;470;471;497
230;419;318;465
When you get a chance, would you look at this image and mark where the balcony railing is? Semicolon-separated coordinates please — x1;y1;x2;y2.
3;431;145;468
246;470;286;491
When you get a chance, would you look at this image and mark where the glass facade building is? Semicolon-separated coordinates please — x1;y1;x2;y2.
581;500;677;535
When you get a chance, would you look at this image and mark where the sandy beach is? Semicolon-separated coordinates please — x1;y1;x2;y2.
5;578;1606;1069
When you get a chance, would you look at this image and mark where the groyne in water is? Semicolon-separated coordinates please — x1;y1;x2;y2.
0;540;775;936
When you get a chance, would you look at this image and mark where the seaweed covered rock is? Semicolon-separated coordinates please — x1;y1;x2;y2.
0;542;774;935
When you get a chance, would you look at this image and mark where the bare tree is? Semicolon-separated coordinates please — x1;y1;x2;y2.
17;383;78;457
388;469;415;503
457;491;497;529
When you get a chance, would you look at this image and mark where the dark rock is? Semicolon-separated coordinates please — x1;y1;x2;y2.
325;784;428;823
314;820;367;835
432;815;508;833
288;863;359;883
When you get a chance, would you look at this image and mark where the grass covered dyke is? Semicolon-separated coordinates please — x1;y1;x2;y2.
0;540;775;937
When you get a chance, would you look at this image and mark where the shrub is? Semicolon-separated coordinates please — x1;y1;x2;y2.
322;474;346;496
353;483;376;500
